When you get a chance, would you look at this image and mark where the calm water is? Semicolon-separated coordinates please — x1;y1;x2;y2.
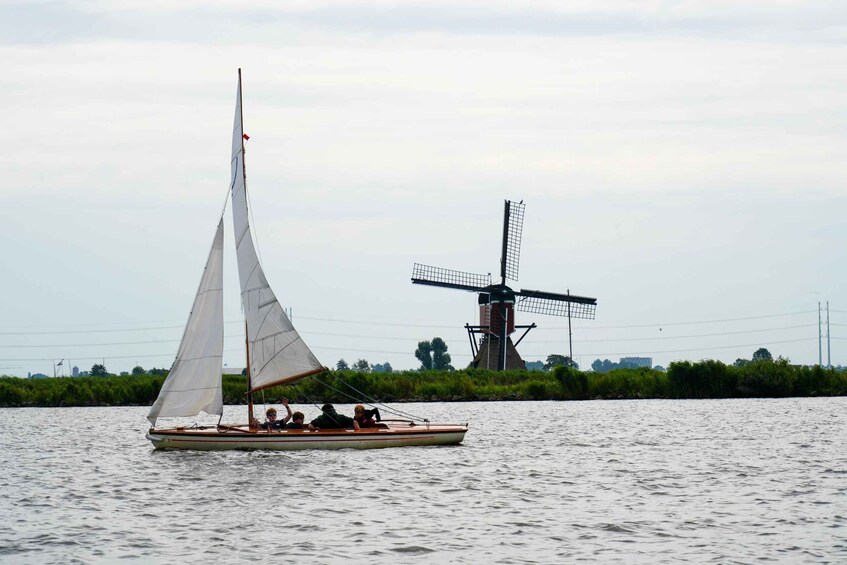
1;398;845;564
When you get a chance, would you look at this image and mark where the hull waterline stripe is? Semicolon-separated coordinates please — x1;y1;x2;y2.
162;435;443;444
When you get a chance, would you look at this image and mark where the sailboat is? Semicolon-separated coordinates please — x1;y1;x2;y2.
146;70;468;450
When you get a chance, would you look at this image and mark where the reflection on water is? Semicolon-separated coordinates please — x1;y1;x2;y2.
1;399;846;563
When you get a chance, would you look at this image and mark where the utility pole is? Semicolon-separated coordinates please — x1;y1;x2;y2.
826;301;831;368
567;289;573;362
818;302;823;366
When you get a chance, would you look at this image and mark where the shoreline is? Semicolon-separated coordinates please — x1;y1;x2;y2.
2;360;845;408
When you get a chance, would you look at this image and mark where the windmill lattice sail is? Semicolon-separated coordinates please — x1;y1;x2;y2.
501;200;525;282
411;263;489;292
516;291;597;319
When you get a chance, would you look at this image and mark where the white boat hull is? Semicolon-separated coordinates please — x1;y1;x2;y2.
147;423;468;451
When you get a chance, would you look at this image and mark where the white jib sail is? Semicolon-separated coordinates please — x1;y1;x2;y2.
147;220;225;426
230;71;324;391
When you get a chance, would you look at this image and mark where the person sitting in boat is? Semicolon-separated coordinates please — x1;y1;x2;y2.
353;404;381;428
285;411;307;429
258;399;293;430
308;403;358;430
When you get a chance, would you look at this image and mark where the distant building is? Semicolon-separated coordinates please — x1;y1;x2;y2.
619;357;652;368
72;366;79;377
30;373;49;379
222;367;245;376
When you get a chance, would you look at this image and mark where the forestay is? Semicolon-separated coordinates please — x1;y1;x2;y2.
147;221;225;425
229;74;325;392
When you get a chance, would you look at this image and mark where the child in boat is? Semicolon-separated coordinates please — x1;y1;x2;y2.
257;399;293;430
353;404;381;428
285;411;307;429
308;403;358;430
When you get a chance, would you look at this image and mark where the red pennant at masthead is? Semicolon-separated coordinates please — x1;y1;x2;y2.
242;133;250;140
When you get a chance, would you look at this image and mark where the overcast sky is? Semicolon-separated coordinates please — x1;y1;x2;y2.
1;0;844;377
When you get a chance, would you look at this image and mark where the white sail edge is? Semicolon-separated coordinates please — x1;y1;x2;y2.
147;220;225;426
229;70;325;392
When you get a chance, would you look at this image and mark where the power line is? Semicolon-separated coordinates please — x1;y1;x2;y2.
0;353;177;363
296;315;457;329
0;333;246;349
0;309;827;337
1;336;836;364
0;316;458;334
0;321;246;336
1;309;837;368
522;337;819;358
0;324;184;336
0;346;246;364
1;320;821;352
0;339;180;349
530;324;816;344
0;329;444;349
0;320;186;330
542;310;817;330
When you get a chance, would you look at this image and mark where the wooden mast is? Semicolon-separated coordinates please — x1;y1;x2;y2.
238;68;256;429
246;320;255;427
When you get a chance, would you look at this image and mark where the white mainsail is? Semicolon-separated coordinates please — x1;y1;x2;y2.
147;220;225;425
230;71;325;392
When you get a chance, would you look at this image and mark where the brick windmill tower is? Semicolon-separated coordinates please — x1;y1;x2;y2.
412;200;597;370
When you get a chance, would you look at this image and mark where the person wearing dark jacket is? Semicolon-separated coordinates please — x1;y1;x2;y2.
285;411;307;429
309;403;358;430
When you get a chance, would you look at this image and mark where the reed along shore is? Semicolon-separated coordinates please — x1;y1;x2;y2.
1;359;845;408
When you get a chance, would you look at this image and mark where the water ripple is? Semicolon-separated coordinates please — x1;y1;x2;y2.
1;399;846;562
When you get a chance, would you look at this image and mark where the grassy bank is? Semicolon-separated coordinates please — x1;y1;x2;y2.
1;359;845;408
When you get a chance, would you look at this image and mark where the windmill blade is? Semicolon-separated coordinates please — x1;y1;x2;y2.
500;200;525;282
411;263;489;293
516;288;597;319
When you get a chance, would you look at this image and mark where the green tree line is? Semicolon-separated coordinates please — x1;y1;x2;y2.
1;358;845;408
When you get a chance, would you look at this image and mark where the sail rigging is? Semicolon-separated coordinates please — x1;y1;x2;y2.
229;70;325;392
147;220;225;425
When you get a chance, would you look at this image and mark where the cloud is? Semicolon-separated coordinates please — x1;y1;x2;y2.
4;1;847;46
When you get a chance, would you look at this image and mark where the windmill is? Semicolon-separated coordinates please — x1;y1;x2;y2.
411;200;597;370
